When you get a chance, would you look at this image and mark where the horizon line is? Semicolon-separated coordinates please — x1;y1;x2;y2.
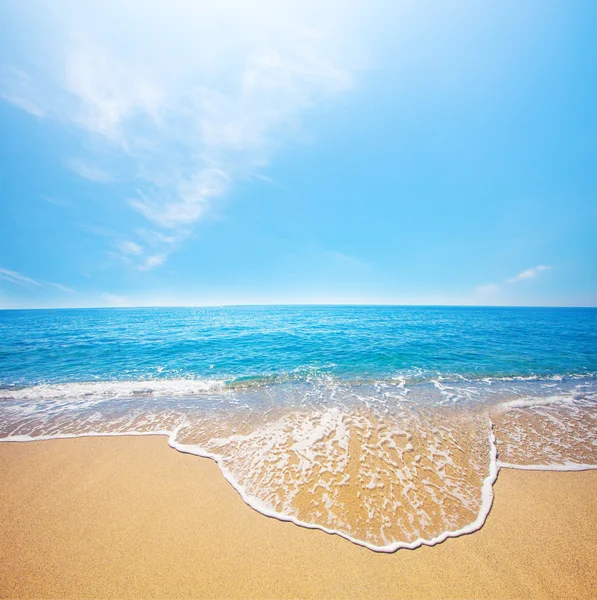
1;303;596;311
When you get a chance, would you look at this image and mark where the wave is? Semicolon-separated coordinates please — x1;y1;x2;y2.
1;371;594;400
497;395;574;411
0;378;226;401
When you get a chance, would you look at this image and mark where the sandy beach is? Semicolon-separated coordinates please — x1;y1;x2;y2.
1;436;596;600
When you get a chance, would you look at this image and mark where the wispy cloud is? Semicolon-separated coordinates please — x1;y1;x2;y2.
46;282;76;294
1;0;362;271
252;173;284;189
127;169;230;229
506;265;552;284
0;267;76;294
138;254;166;271
79;223;115;237
41;194;72;208
66;158;114;183
476;265;553;296
0;67;45;117
0;267;43;287
327;250;367;268
118;241;143;255
137;230;177;246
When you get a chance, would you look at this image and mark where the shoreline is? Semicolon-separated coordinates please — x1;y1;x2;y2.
168;422;500;554
1;436;597;599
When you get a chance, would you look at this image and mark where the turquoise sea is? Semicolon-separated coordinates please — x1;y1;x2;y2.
1;306;596;551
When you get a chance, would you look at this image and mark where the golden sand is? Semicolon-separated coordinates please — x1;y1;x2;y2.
1;436;596;599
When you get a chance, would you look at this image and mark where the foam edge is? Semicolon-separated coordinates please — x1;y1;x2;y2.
168;417;500;553
498;461;597;472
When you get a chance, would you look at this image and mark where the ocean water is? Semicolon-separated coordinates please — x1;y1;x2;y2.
1;306;596;551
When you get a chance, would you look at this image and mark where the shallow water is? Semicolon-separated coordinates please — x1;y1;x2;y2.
1;306;596;550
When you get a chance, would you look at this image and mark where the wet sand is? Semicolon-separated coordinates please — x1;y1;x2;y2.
0;436;596;599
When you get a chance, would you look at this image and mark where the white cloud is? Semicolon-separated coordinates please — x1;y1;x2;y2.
475;265;553;297
148;231;177;245
118;241;143;255
0;267;76;294
66;158;114;183
0;67;45;117
41;194;72;208
138;254;166;271
328;250;367;268
78;223;115;237
0;267;43;287
47;282;76;294
507;265;552;284
1;0;365;270
63;40;166;146
128;168;230;229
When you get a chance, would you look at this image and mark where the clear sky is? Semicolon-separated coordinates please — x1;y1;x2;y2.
1;0;596;308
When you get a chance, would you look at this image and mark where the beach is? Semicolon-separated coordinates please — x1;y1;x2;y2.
2;0;596;592
1;436;596;599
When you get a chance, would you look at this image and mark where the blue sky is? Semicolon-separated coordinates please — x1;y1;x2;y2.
1;0;595;308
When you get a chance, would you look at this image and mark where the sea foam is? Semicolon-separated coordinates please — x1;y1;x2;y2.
0;378;225;400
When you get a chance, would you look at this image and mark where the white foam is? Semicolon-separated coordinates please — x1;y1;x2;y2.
498;460;597;471
498;395;572;411
169;416;500;553
492;394;597;471
0;430;173;443
0;379;226;401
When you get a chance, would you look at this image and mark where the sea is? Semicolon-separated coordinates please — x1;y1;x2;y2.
1;305;596;551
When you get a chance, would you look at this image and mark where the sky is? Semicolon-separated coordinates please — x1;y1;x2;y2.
0;0;596;308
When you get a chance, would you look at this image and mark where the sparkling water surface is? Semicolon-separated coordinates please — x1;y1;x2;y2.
1;306;596;385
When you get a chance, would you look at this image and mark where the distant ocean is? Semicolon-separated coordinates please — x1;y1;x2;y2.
1;306;596;551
